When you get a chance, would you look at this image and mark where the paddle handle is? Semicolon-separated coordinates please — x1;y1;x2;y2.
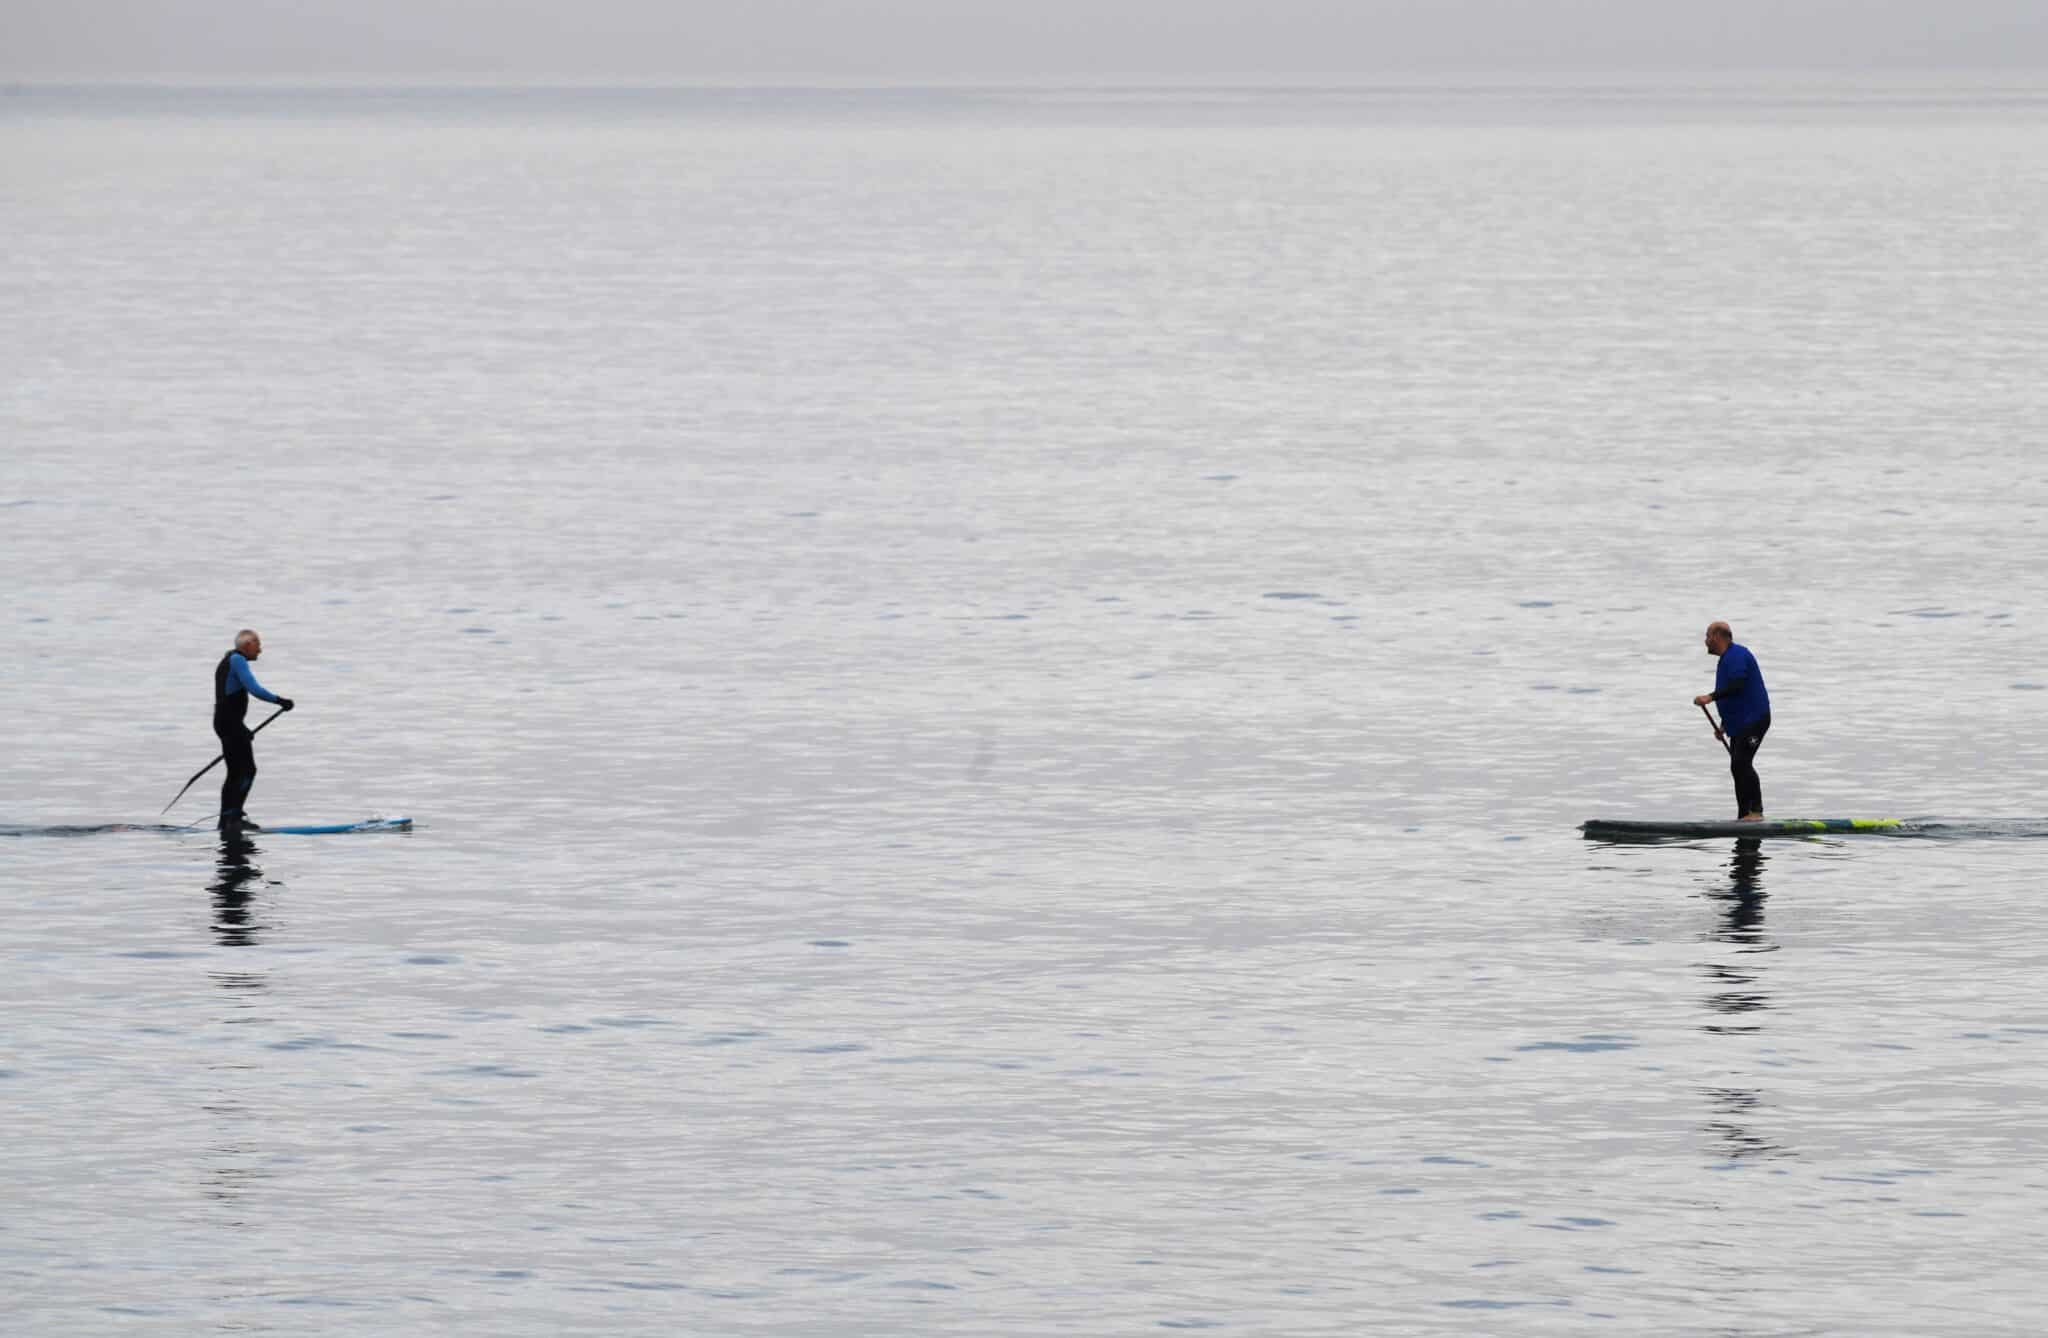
1699;701;1730;754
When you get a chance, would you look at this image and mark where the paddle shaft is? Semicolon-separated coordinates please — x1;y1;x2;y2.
160;706;289;814
1699;701;1730;754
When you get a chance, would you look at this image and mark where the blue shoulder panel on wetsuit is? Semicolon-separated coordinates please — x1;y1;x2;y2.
224;652;282;704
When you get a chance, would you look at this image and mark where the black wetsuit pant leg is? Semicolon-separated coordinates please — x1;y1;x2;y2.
217;725;256;819
1729;715;1769;818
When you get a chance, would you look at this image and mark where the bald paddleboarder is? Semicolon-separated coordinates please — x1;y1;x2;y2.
215;629;293;830
1694;621;1769;821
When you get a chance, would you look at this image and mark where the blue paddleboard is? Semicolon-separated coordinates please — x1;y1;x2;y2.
258;817;414;835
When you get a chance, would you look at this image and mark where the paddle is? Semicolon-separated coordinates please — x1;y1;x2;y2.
160;706;289;814
1698;701;1730;754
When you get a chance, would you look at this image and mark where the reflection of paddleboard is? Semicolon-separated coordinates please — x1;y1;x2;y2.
250;817;414;835
1582;817;1900;840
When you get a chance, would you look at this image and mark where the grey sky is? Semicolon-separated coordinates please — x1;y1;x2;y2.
6;1;2046;79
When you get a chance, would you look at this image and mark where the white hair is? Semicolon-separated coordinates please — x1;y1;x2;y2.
235;628;260;652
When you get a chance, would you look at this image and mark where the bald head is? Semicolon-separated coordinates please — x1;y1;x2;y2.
1704;621;1732;656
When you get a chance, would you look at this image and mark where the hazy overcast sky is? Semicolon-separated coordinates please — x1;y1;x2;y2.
6;0;2047;79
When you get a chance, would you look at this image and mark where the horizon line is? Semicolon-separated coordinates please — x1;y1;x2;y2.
8;67;2048;90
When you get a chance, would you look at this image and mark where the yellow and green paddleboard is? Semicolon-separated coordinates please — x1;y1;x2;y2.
1581;817;1902;840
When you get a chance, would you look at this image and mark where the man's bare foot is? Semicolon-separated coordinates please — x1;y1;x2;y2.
1738;812;1765;822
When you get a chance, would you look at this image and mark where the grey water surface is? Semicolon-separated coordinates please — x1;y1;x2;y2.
5;81;2048;1335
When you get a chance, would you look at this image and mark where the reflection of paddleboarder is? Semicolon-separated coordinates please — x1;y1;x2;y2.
210;831;265;948
214;630;294;831
1694;621;1770;821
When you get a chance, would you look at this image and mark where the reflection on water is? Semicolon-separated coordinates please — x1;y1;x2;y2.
208;832;270;952
199;1093;270;1223
1699;839;1790;1160
1701;1085;1781;1162
206;833;272;1225
1712;839;1770;946
1701;838;1773;1032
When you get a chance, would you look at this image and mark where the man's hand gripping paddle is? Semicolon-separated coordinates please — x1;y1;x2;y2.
1699;701;1730;754
161;706;290;814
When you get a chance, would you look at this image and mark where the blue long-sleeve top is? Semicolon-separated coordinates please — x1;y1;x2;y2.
1714;643;1770;736
222;652;283;704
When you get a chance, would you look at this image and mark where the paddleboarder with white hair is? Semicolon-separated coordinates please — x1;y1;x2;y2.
214;629;293;830
1694;621;1770;821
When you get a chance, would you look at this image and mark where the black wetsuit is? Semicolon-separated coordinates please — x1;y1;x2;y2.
214;651;266;822
1729;715;1770;819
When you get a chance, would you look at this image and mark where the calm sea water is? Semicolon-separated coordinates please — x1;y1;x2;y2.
5;81;2048;1334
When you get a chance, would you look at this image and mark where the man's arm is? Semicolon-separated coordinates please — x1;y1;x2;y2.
1701;671;1750;705
229;654;284;705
